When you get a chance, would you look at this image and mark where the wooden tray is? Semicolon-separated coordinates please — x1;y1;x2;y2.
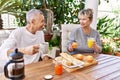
54;54;98;72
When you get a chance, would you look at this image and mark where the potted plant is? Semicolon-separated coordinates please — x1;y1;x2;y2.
49;25;60;48
97;15;120;55
102;43;113;55
114;49;120;56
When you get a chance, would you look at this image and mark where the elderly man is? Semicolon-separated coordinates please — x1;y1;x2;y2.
0;9;50;72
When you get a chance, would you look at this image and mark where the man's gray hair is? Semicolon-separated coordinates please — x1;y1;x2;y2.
26;9;43;23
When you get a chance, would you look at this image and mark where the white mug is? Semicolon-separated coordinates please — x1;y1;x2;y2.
39;42;49;54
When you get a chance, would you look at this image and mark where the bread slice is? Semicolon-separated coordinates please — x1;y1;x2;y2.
60;53;84;66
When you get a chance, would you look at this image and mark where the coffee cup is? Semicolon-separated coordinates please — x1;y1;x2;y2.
39;42;49;54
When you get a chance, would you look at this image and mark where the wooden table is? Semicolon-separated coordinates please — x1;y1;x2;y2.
1;54;120;80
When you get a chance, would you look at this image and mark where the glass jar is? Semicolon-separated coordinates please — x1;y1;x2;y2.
54;61;63;75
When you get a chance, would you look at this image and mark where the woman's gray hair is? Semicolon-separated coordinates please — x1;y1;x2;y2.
78;8;93;20
26;9;43;24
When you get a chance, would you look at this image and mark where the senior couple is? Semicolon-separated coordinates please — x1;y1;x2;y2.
0;8;102;72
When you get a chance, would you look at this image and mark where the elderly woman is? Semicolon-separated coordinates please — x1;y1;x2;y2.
67;8;102;54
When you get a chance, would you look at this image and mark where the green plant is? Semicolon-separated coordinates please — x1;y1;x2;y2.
97;15;120;54
0;0;21;14
46;0;85;25
49;35;60;48
97;16;115;38
102;43;112;54
1;0;85;27
49;24;60;48
0;0;22;28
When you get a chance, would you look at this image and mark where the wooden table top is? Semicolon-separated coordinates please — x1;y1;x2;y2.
1;54;120;80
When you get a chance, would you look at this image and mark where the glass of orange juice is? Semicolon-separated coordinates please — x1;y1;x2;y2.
54;61;63;75
87;38;95;48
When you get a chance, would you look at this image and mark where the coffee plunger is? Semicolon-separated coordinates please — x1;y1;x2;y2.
4;48;25;80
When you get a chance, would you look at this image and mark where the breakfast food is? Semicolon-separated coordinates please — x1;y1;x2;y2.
76;54;84;60
55;56;63;61
60;53;84;65
54;53;98;71
66;61;73;66
86;55;94;63
72;42;78;49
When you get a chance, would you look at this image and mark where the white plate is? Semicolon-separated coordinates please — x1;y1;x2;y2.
60;53;85;66
55;57;83;68
62;63;83;68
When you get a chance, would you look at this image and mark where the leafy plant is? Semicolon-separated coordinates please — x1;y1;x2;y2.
46;0;85;25
1;0;85;26
97;15;120;54
49;35;60;47
49;25;60;48
97;16;115;38
0;0;22;28
102;43;112;54
0;0;21;14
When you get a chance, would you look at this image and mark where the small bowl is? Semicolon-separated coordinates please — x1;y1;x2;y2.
44;74;53;80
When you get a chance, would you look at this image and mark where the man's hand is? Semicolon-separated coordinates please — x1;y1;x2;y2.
23;45;39;55
7;45;39;56
42;55;51;61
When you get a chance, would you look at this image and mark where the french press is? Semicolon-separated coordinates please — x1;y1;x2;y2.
4;48;25;80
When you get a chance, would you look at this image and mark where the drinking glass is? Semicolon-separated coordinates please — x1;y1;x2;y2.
87;37;98;54
87;37;95;48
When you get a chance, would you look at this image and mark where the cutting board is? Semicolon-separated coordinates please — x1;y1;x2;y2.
54;54;98;72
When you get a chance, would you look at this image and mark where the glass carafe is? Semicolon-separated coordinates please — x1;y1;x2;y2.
4;48;25;80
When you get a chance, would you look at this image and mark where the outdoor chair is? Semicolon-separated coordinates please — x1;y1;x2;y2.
61;24;80;53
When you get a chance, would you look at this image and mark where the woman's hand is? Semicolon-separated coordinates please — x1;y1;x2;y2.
92;42;100;53
68;44;74;52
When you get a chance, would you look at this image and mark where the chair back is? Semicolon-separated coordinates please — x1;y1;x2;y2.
61;24;80;52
